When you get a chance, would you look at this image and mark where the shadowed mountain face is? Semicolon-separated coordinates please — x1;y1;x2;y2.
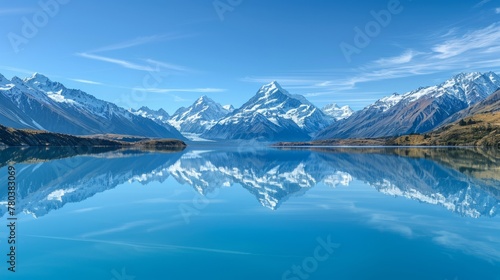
1;147;499;218
443;89;500;125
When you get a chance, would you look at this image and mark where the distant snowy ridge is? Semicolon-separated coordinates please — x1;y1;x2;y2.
322;103;353;120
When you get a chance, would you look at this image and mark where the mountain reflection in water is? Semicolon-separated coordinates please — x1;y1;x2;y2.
0;146;498;218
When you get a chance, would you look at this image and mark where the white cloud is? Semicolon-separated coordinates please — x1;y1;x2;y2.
374;50;418;66
76;35;194;73
81;220;155;238
240;22;500;102
89;35;173;53
69;78;103;85
0;7;35;15
496;7;500;14
76;52;155;71
433;230;500;262
76;55;192;74
474;0;491;8
145;59;193;73
432;23;500;59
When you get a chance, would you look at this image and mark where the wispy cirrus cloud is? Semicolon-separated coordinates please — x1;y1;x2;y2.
71;207;102;213
28;235;255;255
68;78;103;85
145;59;194;73
77;53;193;74
88;34;186;53
241;22;500;98
432;22;500;59
76;34;194;73
76;52;156;72
496;7;500;14
474;0;491;8
80;220;155;238
433;230;500;262
0;7;36;15
374;50;420;66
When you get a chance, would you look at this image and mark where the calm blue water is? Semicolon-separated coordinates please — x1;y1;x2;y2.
0;146;499;280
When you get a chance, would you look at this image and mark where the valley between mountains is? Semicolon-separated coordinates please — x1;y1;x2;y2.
0;71;499;147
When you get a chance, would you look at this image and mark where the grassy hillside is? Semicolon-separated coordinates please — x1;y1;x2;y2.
392;113;500;147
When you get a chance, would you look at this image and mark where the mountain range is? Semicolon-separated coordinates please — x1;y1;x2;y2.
201;81;335;141
112;72;500;143
2;147;498;217
0;73;184;139
322;103;354;120
315;72;500;140
1;72;499;143
391;89;500;146
168;95;234;134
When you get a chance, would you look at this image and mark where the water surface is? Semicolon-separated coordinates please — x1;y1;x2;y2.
0;146;499;280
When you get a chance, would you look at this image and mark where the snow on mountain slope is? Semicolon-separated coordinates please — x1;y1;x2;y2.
222;104;235;112
130;106;170;124
322;103;354;120
0;73;184;139
370;72;500;112
316;72;500;139
202;81;334;141
168;96;232;135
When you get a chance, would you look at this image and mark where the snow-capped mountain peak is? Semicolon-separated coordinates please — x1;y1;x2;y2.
23;73;64;92
0;74;14;90
322;103;354;120
195;95;209;105
222;104;235;112
202;82;334;141
167;95;232;136
486;71;500;85
193;95;219;108
368;72;500;113
130;106;171;123
257;81;289;97
315;71;500;140
369;93;403;112
0;72;184;139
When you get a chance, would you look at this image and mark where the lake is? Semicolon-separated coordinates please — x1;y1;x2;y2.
0;146;499;280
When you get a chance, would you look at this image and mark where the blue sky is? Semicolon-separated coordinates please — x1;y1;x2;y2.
1;0;500;112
